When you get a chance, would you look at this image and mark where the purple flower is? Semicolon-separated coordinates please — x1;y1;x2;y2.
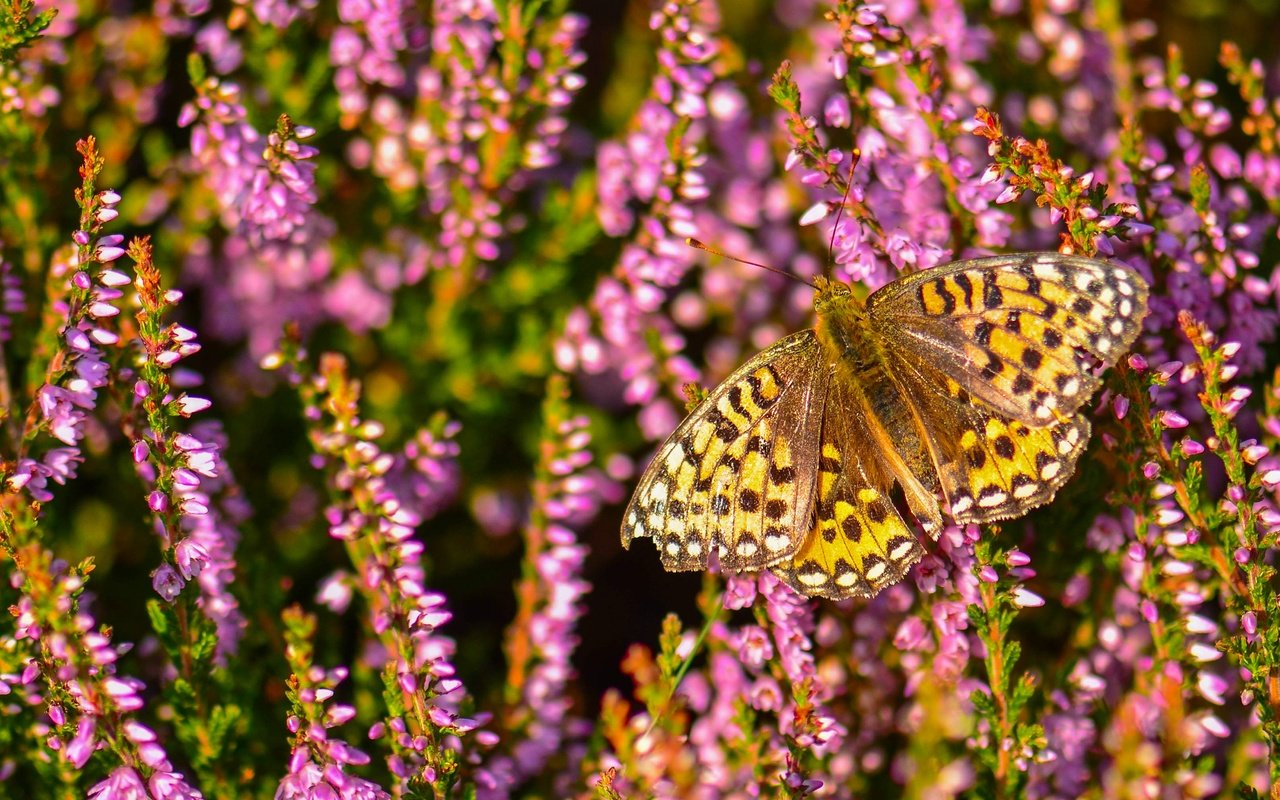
87;766;150;800
0;254;25;341
277;642;388;800
1035;711;1096;796
151;564;184;601
480;401;606;796
242;0;318;30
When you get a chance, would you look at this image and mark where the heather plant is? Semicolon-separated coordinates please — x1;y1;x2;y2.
0;1;1277;798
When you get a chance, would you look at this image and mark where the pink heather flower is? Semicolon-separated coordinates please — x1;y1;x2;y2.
242;123;320;246
277;752;389;800
1242;612;1258;637
87;766;149;800
1196;672;1228;705
316;571;355;614
0;256;26;342
174;395;212;415
263;0;320;26
1013;588;1045;608
893;616;930;651
1037;711;1096;796
481;411;604;794
387;422;462;522
723;574;758;609
151;564;184;602
760;573;817;683
148;771;203;800
64;717;96;768
1241;443;1269;463
736;625;774;669
1188;642;1223;663
278;657;387;800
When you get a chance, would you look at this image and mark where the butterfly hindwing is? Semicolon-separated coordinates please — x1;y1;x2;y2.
867;253;1148;428
772;378;925;600
941;412;1091;524
894;362;1093;522
621;331;827;572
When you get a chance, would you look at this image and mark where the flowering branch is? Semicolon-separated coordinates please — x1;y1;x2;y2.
278;605;389;800
967;539;1045;799
1176;311;1280;780
293;350;478;796
487;374;593;794
973;107;1143;255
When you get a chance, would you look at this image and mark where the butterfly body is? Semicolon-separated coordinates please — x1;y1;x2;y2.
622;253;1148;599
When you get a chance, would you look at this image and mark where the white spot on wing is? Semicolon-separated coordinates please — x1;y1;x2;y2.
1034;262;1062;281
1014;482;1038;499
889;540;916;560
800;571;828;587
663;445;684;471
978;490;1009;508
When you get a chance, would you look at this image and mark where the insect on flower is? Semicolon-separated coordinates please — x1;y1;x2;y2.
622;241;1148;599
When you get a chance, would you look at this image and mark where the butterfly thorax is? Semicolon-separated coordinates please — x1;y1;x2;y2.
813;276;874;371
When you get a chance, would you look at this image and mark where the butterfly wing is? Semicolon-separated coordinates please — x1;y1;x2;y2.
771;376;926;600
888;354;1092;523
621;331;827;573
867;253;1148;428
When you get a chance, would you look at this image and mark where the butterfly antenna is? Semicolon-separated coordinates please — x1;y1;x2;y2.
686;238;817;289
827;147;861;264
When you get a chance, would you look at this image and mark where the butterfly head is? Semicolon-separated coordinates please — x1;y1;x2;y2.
813;275;863;320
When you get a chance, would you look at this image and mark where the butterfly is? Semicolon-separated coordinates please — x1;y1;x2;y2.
620;253;1148;599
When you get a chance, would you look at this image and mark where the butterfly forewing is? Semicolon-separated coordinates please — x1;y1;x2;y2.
621;331;827;572
867;254;1148;428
